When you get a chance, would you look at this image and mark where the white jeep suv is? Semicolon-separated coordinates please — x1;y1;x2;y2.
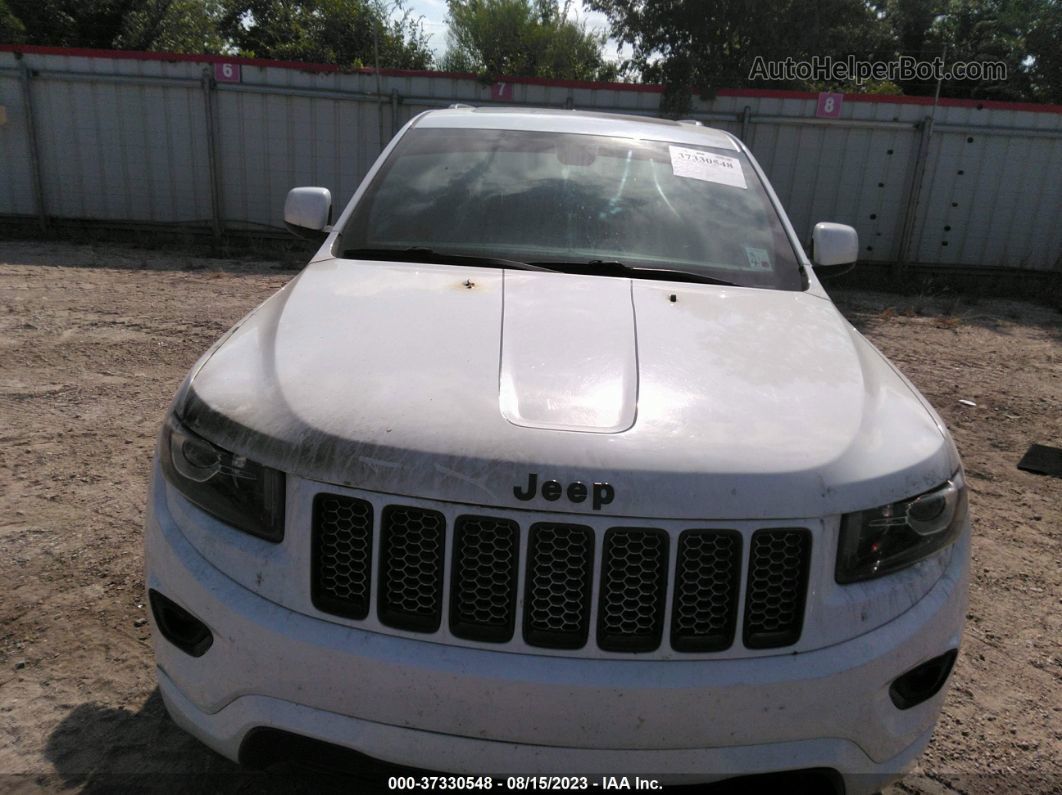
144;107;969;794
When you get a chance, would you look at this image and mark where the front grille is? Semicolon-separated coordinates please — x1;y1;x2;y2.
597;528;669;652
311;494;373;620
523;523;595;649
671;529;742;652
378;505;446;632
449;515;520;643
743;528;812;649
310;492;812;654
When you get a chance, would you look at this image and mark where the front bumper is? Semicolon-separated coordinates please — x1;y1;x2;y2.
145;472;969;793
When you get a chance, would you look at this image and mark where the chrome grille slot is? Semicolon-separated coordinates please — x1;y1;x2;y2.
671;529;742;652
378;505;446;633
449;515;520;643
743;528;812;649
523;523;595;649
597;528;669;653
311;494;373;620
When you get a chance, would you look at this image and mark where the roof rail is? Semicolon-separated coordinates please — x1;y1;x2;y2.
449;103;475;109
677;119;703;126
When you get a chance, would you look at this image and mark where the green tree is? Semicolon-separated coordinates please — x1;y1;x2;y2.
1025;0;1062;102
876;0;1040;100
219;0;434;68
590;0;1059;106
0;1;26;42
1;0;225;52
442;0;617;81
119;0;228;52
587;0;888;111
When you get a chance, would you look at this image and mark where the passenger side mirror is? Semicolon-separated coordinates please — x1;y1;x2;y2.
810;222;858;275
284;187;332;240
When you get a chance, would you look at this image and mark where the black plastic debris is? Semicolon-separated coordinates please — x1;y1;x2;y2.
1017;444;1062;478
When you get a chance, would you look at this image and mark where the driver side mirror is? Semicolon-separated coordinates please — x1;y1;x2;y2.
810;222;858;275
284;187;332;240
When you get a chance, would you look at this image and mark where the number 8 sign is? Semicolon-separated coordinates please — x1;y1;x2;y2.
816;91;843;119
214;62;242;84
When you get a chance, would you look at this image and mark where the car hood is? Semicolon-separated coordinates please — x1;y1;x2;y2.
179;258;959;519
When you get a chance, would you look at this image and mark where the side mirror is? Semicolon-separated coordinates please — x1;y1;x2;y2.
284;187;332;240
811;222;858;275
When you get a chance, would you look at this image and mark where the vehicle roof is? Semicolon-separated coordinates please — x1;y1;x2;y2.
416;107;740;150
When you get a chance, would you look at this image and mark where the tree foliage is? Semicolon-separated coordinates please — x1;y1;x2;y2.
588;0;1061;107
586;0;887;110
1025;0;1062;102
875;0;1040;101
0;0;434;68
2;0;226;52
1;0;1059;102
220;0;433;68
442;0;617;81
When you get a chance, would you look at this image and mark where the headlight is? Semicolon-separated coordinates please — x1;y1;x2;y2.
836;474;967;584
159;415;285;542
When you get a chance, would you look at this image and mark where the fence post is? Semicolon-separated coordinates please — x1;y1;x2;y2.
200;67;224;238
895;114;934;276
390;87;399;138
17;60;47;231
740;105;753;146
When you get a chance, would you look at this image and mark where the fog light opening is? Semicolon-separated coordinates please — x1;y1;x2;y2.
149;589;213;657
890;649;958;710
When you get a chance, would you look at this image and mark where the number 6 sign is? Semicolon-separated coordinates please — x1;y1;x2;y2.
214;62;242;84
816;91;843;119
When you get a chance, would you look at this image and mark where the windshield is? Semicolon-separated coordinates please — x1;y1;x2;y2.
338;126;803;290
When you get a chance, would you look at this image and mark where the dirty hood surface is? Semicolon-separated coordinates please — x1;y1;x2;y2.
180;258;957;519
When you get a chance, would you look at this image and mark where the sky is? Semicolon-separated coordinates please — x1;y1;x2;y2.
396;0;623;62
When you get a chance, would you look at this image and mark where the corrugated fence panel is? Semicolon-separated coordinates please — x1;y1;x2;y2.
0;71;35;216
1;48;1060;273
912;130;1062;269
28;72;210;223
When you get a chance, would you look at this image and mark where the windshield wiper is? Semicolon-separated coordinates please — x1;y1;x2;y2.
342;247;554;272
530;259;740;287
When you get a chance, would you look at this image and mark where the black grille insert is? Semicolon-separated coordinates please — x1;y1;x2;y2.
311;494;374;620
378;505;446;632
598;528;669;653
523;523;594;649
671;529;742;652
743;528;811;649
450;515;520;643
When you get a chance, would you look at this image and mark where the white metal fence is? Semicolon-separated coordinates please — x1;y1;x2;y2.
2;46;1061;272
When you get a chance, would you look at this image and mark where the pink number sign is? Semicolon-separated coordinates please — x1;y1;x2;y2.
490;81;513;101
816;91;843;118
214;62;242;84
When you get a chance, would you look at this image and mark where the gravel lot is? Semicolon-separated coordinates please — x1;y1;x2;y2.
1;240;1059;793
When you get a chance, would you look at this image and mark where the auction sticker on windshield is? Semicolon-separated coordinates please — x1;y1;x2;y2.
669;146;747;189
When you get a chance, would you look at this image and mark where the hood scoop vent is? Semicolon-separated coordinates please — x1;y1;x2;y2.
499;272;638;433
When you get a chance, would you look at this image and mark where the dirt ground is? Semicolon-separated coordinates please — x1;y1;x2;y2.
0;240;1059;793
